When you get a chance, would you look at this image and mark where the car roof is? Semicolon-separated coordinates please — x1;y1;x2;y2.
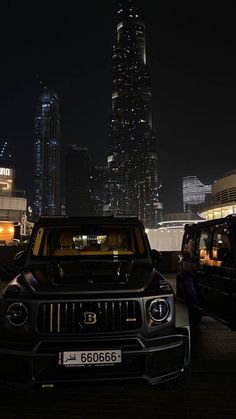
35;216;144;228
184;214;236;232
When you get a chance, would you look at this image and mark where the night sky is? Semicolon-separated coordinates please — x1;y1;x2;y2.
0;1;235;213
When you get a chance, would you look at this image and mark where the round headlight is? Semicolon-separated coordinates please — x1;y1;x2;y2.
149;299;169;322
6;303;28;327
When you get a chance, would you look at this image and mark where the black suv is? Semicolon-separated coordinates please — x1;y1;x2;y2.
0;216;190;387
177;215;236;330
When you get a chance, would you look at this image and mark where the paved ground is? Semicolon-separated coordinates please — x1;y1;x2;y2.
0;276;236;418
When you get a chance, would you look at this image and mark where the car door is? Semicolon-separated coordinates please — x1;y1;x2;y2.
197;223;234;327
194;228;213;310
205;223;234;328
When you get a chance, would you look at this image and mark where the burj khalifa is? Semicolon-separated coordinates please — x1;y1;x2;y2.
106;0;163;227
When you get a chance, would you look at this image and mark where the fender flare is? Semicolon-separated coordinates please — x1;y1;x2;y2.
175;299;190;328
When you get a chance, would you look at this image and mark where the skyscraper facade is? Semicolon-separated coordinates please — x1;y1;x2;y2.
90;165;109;216
33;89;61;220
106;0;162;227
65;145;92;216
182;176;212;214
0;141;12;161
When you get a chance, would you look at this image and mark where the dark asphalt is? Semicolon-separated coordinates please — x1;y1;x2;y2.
0;278;236;418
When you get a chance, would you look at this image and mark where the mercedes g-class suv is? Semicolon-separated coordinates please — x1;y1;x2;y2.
177;215;236;330
0;216;190;387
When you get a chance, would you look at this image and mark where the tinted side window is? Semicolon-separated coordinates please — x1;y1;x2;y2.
182;230;195;259
212;224;233;267
196;230;210;265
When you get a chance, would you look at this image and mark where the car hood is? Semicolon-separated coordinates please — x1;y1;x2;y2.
19;260;163;296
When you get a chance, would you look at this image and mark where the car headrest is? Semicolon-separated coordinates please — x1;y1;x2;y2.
59;231;74;248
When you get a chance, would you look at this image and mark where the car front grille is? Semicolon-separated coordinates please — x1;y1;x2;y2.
37;300;142;334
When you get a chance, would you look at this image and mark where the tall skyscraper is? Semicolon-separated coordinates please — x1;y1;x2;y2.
90;165;109;216
182;176;212;214
106;0;162;228
33;89;61;220
0;141;12;161
65;145;92;216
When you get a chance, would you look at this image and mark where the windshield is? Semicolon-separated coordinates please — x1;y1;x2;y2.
31;224;146;258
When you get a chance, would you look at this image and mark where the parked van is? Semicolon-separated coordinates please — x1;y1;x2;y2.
177;215;236;330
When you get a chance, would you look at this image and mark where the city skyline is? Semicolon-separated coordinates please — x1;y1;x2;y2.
0;1;235;213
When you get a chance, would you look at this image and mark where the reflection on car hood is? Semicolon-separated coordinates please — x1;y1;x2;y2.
21;260;162;295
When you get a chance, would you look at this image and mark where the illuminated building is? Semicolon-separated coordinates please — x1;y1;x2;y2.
200;170;236;220
33;89;61;220
65;145;92;216
0;165;15;196
106;0;163;227
90;165;109;216
0;158;27;237
182;176;212;214
0;141;12;160
146;212;203;252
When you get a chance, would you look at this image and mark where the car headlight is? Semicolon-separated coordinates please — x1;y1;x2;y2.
148;298;170;322
6;303;28;327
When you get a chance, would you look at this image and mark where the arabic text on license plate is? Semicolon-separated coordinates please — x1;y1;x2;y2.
58;350;122;366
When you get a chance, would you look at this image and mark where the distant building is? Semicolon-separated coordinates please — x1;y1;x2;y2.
200;170;236;220
65;145;92;216
105;0;163;227
33;89;61;220
90;165;108;216
0;158;27;235
164;212;202;223
0;160;15;195
147;212;203;252
0;141;12;160
182;176;212;215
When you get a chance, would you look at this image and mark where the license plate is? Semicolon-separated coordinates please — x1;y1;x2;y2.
58;350;122;366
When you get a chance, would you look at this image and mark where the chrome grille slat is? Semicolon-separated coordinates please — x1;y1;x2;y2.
72;303;75;332
126;301;129;330
57;303;61;333
42;304;46;333
37;300;141;334
112;301;115;331
97;302;101;333
64;303;68;333
133;300;136;330
119;301;122;330
105;301;108;332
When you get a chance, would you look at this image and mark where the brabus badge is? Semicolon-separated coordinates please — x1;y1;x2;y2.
84;312;97;325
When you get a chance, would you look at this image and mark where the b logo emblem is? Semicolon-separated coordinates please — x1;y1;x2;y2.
84;312;97;325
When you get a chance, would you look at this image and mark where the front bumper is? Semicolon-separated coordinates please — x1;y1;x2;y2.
0;329;190;386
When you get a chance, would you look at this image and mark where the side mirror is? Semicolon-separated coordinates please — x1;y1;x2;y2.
14;251;26;266
151;249;162;264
